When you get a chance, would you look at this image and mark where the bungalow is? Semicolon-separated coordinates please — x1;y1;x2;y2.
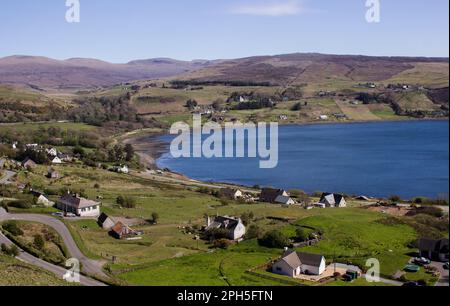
418;238;449;262
110;221;138;240
272;250;327;277
318;193;347;208
205;215;246;241
260;188;289;203
98;213;116;230
275;195;296;205
221;188;243;200
22;157;37;169
56;194;101;217
30;190;53;207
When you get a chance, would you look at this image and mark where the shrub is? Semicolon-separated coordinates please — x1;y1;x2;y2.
295;227;309;242
7;199;32;209
116;196;136;209
1;243;19;257
258;230;290;248
33;234;45;250
213;239;232;249
151;212;159;224
2;221;23;236
246;225;263;239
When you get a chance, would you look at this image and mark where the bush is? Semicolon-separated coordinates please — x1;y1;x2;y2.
246;224;263;239
258;230;290;248
116;196;136;208
213;239;232;249
7;199;32;209
33;234;45;250
295;227;309;242
151;212;159;224
2;221;23;236
1;243;19;257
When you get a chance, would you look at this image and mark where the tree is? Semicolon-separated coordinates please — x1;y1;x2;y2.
246;224;263;239
73;145;85;157
9;245;19;257
124;144;134;162
296;227;309;242
258;230;290;249
213;238;232;249
33;234;45;250
151;212;160;224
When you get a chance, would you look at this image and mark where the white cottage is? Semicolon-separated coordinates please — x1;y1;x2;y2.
50;156;62;164
318;193;347;208
275;195;296;205
205;215;246;241
272;251;326;277
56;194;101;217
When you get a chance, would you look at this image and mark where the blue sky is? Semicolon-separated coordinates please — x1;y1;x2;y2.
0;0;448;62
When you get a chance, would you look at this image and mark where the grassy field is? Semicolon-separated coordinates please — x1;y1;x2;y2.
0;253;71;286
0;121;96;132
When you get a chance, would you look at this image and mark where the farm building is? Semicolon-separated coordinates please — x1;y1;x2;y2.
47;168;60;179
22;157;37;169
98;213;116;230
110;221;138;240
30;190;53;207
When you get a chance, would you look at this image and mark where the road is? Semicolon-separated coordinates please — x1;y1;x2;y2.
0;231;105;286
430;261;449;287
0;170;16;185
0;208;108;280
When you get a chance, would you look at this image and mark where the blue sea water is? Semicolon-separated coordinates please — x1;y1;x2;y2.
156;120;449;199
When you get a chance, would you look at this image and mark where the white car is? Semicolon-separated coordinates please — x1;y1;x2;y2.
414;257;431;265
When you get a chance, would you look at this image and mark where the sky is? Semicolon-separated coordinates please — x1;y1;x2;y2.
0;0;448;62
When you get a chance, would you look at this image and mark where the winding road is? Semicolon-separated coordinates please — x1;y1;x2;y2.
0;207;107;286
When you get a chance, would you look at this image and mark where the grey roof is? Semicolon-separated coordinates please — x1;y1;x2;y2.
280;250;325;268
58;194;100;209
206;216;240;231
260;188;287;203
319;193;345;205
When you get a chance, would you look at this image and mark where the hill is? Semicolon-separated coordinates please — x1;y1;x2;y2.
0;55;219;90
178;53;449;88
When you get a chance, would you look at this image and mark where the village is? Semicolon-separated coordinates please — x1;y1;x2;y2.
1;137;448;287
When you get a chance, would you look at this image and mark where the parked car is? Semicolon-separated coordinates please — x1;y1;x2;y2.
404;264;421;273
65;213;77;218
413;257;431;266
444;262;449;270
51;212;64;218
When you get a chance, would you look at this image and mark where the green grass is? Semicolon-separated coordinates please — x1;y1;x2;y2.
0;253;73;286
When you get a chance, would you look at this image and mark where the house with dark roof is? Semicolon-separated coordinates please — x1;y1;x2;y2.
205;215;246;240
56;194;101;217
318;193;347;208
272;251;326;277
220;188;243;200
418;238;449;262
260;188;289;203
98;213;116;230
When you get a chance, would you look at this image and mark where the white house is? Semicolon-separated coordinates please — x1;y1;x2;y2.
56;194;101;217
275;195;296;205
272;251;326;277
114;165;129;174
50;156;62;164
221;188;243;200
318;193;347;208
30;190;53;207
46;148;58;157
319;115;329;121
205;215;246;241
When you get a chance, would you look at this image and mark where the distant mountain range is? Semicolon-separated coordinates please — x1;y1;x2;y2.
0;55;221;90
0;53;448;90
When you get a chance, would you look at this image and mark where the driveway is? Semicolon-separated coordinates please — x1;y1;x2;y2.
0;231;105;286
0;170;16;185
333;263;403;286
0;208;108;279
430;261;449;287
